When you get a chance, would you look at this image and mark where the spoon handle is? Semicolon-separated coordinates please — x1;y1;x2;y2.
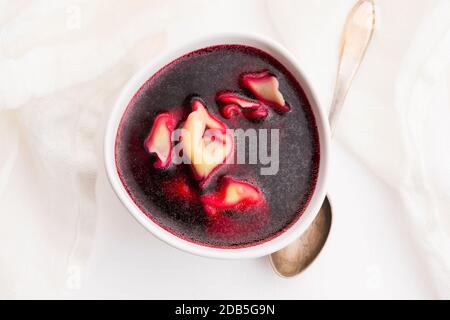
270;0;376;278
328;0;375;135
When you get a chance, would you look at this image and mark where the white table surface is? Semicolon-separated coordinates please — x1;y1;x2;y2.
1;0;448;299
68;141;435;299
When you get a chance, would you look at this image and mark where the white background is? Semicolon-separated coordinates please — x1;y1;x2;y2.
0;0;449;299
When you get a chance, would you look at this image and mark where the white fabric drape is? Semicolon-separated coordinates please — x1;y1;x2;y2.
0;0;448;298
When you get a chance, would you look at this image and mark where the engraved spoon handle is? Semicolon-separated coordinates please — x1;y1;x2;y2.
328;0;375;135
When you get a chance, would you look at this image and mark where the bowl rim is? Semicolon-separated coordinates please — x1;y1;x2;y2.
104;32;331;259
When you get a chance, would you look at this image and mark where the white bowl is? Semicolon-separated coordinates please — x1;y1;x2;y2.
104;33;330;259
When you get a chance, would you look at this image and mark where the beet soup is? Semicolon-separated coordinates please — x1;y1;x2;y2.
115;45;320;247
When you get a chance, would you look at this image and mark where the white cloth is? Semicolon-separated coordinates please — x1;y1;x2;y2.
0;0;448;298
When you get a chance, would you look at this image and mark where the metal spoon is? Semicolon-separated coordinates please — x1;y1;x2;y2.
270;0;376;277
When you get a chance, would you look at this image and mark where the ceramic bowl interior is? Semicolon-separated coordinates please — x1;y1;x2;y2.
104;33;330;259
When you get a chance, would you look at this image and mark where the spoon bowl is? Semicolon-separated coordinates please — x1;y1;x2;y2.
270;197;332;277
